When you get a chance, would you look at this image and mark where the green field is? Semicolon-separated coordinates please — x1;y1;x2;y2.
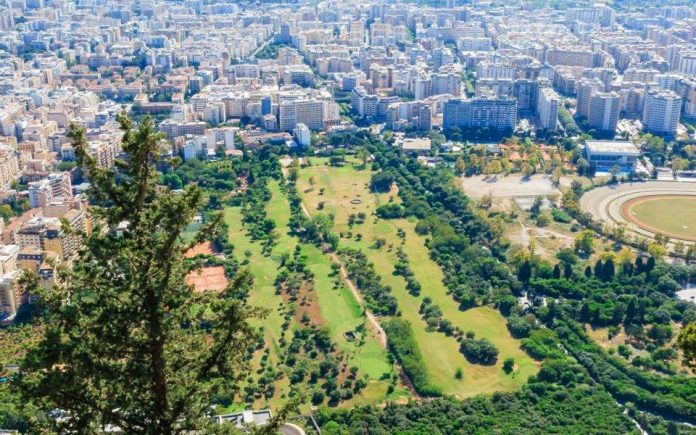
224;180;400;410
296;159;537;398
224;204;292;410
626;195;696;241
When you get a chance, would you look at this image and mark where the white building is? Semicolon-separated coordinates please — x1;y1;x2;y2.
28;172;72;209
584;140;640;172
182;135;208;161
279;99;324;132
588;92;620;133
293;123;311;147
537;87;560;131
642;89;682;136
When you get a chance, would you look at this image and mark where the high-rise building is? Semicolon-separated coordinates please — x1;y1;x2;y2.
443;97;517;130
431;73;461;98
575;78;603;119
28;172;72;209
642;89;682;136
279;99;324;131
677;50;696;76
293;123;311;147
260;96;272;116
588;92;620;133
537;87;560;130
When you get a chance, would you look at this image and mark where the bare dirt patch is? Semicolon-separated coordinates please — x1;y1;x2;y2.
185;266;228;293
184;241;215;258
460;174;564;198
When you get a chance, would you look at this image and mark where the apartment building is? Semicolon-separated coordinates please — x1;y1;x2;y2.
28;172;72;208
15;208;85;261
576;78;604;119
159;120;207;140
546;48;594;68
0;269;23;318
642;89;682;136
279;99;324;131
588;92;620;133
0;144;20;189
537;87;560;131
443;97;518;130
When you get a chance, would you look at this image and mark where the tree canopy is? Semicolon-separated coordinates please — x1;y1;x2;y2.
17;115;264;433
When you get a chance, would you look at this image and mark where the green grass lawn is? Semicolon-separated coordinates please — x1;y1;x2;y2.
181;221;202;242
224;204;292;410
627;196;696;241
266;181;394;383
297;159;538;398
225;180;400;410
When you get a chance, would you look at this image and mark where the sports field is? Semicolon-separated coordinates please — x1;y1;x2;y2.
297;158;537;398
622;195;696;241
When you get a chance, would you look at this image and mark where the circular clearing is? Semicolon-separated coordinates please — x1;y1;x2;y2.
621;195;696;242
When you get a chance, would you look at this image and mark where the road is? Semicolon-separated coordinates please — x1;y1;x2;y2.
248;36;274;60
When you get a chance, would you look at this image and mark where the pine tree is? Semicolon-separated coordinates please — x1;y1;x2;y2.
579;302;590;324
603;259;615;281
17;116;266;433
518;260;532;284
552;264;561;279
594;260;604;278
646;256;656;272
634;256;644;274
625;299;636;325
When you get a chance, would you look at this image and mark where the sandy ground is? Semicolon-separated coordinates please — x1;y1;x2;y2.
460;174;567;198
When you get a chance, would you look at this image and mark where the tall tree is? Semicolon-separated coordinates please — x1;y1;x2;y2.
677;322;696;369
518;260;532;284
17;115;264;433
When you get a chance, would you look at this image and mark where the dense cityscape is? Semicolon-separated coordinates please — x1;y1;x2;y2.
0;0;695;433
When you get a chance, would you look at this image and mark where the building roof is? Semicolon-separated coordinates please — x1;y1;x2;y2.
585;140;640;156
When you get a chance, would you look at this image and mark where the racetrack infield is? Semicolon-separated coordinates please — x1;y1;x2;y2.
621;195;696;241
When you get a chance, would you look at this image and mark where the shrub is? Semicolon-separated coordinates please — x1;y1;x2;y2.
551;208;573;223
376;203;405;219
383;319;441;396
460;338;499;365
503;358;515;373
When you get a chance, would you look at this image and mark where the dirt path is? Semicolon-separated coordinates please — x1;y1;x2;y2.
298;199;388;348
516;218;575;245
329;251;387;348
282;168;418;398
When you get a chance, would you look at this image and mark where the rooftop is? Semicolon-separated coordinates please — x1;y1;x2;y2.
585;140;640;156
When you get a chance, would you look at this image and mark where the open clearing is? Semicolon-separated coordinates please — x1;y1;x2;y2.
224;204;292;410
460;174;564;198
298;158;537;398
